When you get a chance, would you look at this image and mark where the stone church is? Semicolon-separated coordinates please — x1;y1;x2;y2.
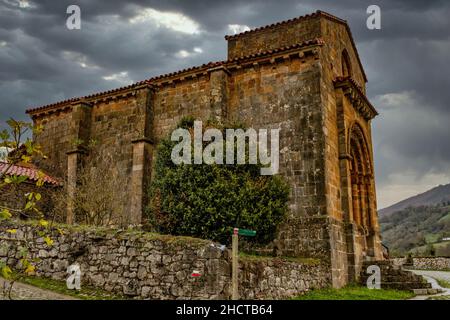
26;10;383;287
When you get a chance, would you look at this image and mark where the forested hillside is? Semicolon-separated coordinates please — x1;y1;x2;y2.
379;183;450;217
380;203;450;256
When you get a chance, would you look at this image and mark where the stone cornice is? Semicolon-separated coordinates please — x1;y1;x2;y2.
26;38;324;118
27;84;156;117
207;65;231;76
225;10;367;82
334;76;378;120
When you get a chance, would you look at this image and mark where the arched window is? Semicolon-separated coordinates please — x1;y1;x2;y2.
341;49;352;77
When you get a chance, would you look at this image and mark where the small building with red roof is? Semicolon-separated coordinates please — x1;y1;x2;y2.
0;161;61;215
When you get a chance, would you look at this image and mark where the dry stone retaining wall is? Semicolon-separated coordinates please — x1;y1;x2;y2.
391;257;450;271
0;220;331;299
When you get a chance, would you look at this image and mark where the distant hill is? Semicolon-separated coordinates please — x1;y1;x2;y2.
380;204;450;256
379;183;450;217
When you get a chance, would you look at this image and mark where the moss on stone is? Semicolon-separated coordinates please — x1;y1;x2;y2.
239;252;322;265
293;286;415;300
2;218;212;248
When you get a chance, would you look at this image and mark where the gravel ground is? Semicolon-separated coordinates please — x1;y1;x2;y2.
411;270;450;283
0;277;77;300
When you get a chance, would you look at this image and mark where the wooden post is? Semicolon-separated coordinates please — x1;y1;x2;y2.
232;227;239;300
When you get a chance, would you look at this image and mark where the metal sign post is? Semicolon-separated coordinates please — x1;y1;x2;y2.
231;227;256;300
231;228;239;300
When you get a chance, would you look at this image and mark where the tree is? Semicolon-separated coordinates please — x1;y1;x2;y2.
437;243;450;257
50;151;127;226
425;244;436;257
0;119;53;299
147;118;290;245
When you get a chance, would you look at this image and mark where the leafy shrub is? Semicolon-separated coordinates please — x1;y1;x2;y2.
147;118;289;244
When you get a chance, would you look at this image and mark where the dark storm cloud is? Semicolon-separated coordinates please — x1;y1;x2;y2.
1;0;449;207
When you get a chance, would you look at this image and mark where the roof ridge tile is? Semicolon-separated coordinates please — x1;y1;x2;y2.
0;161;61;186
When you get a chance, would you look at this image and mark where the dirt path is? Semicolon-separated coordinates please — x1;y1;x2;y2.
409;270;450;300
0;277;77;300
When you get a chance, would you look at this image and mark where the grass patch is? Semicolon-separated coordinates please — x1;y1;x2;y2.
438;213;450;223
2;218;212;248
294;286;415;300
412;241;450;255
16;274;129;300
435;278;450;288
425;233;442;244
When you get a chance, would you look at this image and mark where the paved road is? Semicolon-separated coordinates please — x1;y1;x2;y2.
0;277;77;300
409;270;450;300
411;270;450;283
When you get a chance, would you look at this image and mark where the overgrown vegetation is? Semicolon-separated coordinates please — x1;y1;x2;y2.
380;203;450;256
239;252;321;265
0;119;55;299
294;286;415;300
147;117;290;245
50;150;127;226
436;278;450;289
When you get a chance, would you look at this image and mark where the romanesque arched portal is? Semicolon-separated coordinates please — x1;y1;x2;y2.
348;123;376;257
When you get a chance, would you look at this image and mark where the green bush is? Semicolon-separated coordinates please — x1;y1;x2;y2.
147;118;289;245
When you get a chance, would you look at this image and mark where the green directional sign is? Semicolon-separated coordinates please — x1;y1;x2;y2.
234;228;256;237
239;229;256;237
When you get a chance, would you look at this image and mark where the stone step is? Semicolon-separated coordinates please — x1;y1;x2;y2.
361;269;423;278
380;282;432;290
362;260;392;266
360;260;432;291
362;265;405;274
360;274;424;283
413;288;442;295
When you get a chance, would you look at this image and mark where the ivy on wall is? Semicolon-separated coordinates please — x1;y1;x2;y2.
147;117;290;245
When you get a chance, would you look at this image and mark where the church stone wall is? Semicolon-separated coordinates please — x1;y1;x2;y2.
227;14;321;59
26;11;382;288
152;74;212;140
34;111;72;177
226;50;328;259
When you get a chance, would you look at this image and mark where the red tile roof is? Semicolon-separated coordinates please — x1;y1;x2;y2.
26;38;324;115
26;11;368;116
0;162;61;186
224;10;367;82
224;11;326;40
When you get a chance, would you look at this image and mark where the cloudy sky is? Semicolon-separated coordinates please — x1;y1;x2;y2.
1;0;449;208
